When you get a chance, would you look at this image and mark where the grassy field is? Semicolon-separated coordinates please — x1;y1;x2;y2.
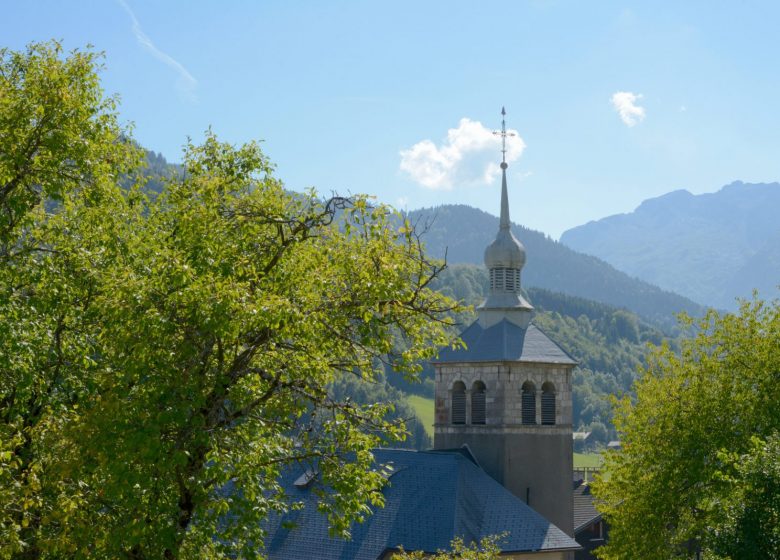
407;395;434;438
574;452;604;469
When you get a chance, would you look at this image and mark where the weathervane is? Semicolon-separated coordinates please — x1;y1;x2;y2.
492;106;516;168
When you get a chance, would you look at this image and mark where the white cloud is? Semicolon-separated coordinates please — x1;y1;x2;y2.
118;0;197;101
399;118;526;190
611;91;645;127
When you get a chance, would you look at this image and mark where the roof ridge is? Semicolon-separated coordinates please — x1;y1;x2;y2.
528;321;580;365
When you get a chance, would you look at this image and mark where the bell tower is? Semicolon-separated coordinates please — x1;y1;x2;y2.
433;108;576;536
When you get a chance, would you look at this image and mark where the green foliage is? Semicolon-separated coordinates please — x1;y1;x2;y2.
391;535;502;559
593;298;780;559
0;41;138;244
0;43;458;559
329;373;431;450
134;147;183;198
709;433;780;559
0;40;138;558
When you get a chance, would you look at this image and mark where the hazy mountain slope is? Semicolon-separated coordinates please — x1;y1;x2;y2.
406;205;705;331
560;182;780;309
725;231;780;303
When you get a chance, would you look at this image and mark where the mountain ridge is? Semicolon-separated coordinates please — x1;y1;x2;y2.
405;204;705;331
560;181;780;309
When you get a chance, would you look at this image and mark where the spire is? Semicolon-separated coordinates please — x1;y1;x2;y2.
493;106;515;231
479;107;533;328
500;161;510;230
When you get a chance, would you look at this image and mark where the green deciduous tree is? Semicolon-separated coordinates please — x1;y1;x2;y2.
593;298;780;559
0;43;458;559
0;40;138;558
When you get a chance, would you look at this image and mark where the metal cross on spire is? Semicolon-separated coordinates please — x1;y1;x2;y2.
492;106;516;167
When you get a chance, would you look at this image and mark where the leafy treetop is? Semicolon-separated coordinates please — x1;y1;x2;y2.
0;42;459;559
593;297;780;560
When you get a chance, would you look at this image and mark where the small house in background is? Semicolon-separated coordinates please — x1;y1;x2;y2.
573;478;607;560
607;441;621;451
572;431;591;452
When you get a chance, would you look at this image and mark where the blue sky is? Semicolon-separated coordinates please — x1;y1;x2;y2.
5;1;780;238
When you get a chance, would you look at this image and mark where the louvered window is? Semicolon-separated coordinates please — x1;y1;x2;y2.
471;381;486;425
505;268;515;291
452;382;466;425
490;267;520;292
490;268;505;291
521;382;536;425
541;382;556;425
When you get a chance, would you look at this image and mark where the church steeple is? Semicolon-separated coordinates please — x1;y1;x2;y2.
433;108;576;538
478;108;533;328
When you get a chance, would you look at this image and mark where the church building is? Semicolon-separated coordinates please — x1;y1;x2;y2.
262;109;581;559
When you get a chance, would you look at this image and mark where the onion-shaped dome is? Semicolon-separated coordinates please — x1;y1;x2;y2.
484;229;526;270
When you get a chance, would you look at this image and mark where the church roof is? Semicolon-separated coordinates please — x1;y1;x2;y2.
262;448;579;559
435;319;578;365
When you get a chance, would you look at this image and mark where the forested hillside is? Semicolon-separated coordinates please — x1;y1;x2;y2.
406;204;705;331
124;147;183;196
141;149;182;195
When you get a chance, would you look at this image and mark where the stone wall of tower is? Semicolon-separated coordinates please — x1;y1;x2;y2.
433;360;575;536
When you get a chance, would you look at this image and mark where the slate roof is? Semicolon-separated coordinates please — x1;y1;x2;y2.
572;481;602;534
435;319;578;365
262;448;579;559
